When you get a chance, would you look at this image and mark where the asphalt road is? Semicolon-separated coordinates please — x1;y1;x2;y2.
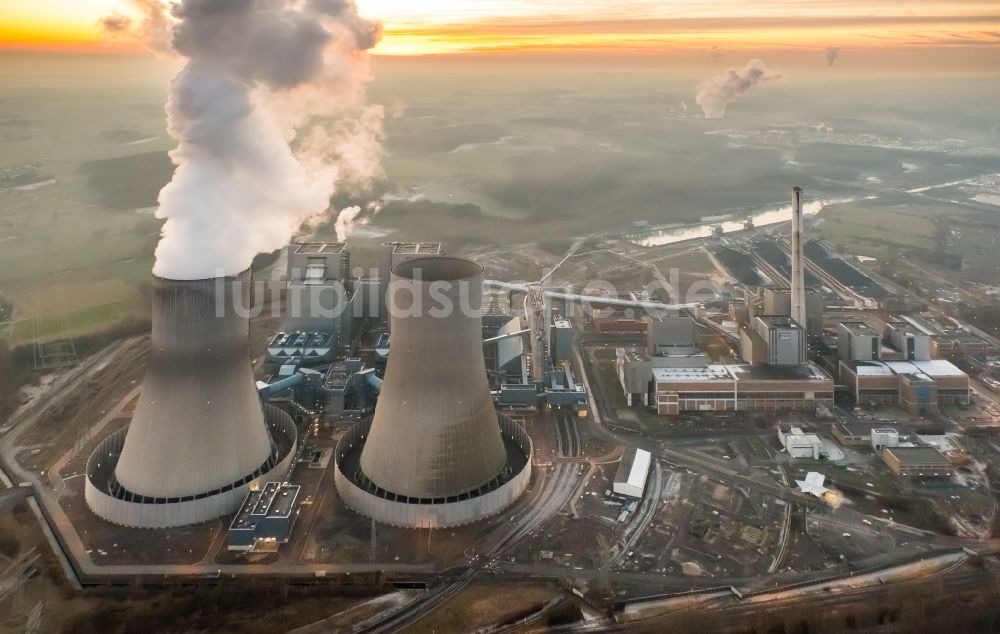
0;486;30;514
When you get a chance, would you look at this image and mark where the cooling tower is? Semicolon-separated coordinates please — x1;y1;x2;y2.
86;271;297;528
334;256;532;528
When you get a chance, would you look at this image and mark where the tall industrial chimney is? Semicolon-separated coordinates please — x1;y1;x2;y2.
790;187;807;329
334;256;532;528
86;271;297;528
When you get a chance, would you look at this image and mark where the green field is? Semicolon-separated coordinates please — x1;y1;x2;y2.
815;202;940;250
0;55;169;344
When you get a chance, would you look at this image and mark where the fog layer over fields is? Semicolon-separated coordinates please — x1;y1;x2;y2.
1;52;999;339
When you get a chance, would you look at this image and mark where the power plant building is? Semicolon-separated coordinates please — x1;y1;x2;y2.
762;287;823;336
883;320;931;361
286;242;351;335
763;287;792;317
265;331;335;367
616;349;711;407
619;309;832;414
228;482;301;551
750;315;806;366
551;318;576;364
878;314;973;359
838;321;882;362
86;272;297;528
646;313;696;356
652;363;833;415
739;328;769;366
496;316;528;377
334;257;531;528
283;242;381;352
839;359;970;414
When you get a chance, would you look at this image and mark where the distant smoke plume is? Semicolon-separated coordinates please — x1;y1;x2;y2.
105;0;384;280
100;14;130;32
695;59;781;119
825;47;841;66
99;0;172;54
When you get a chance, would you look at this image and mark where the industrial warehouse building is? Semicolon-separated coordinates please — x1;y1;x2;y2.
779;426;822;459
617;309;834;415
839;359;970;415
644;363;834;415
613;448;652;498
881;447;953;478
832;422;903;450
886;314;997;359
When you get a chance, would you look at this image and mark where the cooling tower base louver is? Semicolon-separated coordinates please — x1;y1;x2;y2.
85;405;297;529
334;413;532;528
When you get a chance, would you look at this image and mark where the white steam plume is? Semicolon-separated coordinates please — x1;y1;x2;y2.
333;201;382;241
104;0;384;280
695;59;781;120
825;47;841;67
334;205;365;241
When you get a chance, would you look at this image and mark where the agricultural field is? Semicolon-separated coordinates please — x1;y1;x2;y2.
0;55;171;344
814;202;939;251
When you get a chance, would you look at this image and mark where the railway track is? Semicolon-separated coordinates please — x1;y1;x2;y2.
555;412;582;458
609;460;663;569
360;461;582;633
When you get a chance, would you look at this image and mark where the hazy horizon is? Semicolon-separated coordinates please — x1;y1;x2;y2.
2;34;999;338
3;0;1000;59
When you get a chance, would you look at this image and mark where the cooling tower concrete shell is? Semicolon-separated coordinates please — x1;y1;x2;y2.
337;256;531;528
85;272;297;528
359;257;508;499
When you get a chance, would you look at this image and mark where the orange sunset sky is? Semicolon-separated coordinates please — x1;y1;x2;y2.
1;0;999;57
